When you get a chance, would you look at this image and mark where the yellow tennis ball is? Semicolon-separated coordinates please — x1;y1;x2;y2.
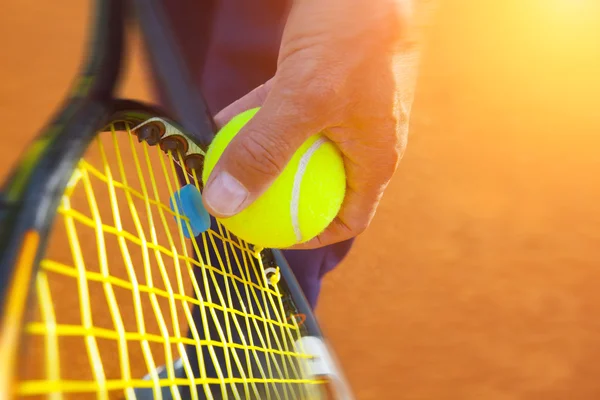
202;107;346;249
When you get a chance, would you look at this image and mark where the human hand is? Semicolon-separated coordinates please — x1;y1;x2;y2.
202;0;420;249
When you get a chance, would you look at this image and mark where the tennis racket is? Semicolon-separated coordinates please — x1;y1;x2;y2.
0;0;353;399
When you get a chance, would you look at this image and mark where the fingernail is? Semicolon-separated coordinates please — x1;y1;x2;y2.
204;171;248;217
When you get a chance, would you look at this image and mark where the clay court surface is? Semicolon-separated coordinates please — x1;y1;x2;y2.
2;1;600;399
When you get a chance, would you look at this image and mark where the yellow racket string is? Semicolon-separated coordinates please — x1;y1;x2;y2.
112;129;184;400
81;155;135;399
63;188;109;398
159;143;231;399
131;135;200;400
170;151;262;400
13;123;319;398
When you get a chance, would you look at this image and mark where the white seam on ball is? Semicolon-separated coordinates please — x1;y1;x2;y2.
291;137;327;243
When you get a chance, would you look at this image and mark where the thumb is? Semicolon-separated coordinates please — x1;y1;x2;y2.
202;81;317;218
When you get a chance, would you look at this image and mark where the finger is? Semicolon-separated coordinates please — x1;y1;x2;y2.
202;80;322;218
213;79;274;128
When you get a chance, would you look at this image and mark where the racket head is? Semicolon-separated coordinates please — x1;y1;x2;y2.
0;100;351;399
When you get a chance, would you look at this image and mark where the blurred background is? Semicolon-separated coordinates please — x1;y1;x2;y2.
1;0;600;399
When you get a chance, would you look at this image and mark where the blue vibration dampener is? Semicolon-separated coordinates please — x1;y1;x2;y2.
169;184;211;239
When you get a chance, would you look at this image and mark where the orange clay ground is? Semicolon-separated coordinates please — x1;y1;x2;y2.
2;1;600;399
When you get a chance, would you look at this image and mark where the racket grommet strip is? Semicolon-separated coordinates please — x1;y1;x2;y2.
134;120;166;145
160;134;189;155
184;154;204;175
263;266;281;286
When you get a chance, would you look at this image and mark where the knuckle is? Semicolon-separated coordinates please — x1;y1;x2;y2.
338;214;371;238
301;76;341;115
232;131;291;178
394;0;414;26
374;146;402;180
384;154;401;177
350;218;370;236
376;116;409;175
396;124;409;155
383;0;414;39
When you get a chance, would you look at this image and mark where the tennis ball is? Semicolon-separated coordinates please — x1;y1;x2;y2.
202;107;346;249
